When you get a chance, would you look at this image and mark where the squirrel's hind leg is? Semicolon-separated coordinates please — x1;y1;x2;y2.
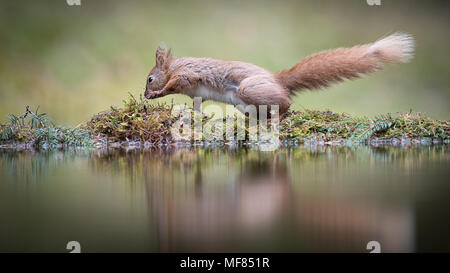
236;75;291;117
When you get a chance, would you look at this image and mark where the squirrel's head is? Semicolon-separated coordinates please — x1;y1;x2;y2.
144;44;173;98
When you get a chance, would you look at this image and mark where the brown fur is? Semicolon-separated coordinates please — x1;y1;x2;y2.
275;45;379;92
144;34;414;115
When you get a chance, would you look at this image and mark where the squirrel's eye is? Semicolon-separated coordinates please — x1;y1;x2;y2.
148;76;153;83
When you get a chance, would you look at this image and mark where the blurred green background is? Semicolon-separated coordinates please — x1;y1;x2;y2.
0;0;449;125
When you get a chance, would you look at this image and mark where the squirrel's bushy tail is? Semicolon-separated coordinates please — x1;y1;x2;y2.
275;33;414;94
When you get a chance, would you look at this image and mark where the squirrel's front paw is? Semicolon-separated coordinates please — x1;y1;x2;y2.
145;90;163;99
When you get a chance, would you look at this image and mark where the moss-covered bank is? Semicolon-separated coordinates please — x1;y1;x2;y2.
1;95;449;148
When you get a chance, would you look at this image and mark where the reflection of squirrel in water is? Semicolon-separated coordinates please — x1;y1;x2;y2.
144;33;414;115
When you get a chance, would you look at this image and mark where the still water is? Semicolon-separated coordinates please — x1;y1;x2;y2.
0;145;449;253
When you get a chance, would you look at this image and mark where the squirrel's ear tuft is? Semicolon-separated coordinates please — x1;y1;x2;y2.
166;48;173;60
155;43;166;68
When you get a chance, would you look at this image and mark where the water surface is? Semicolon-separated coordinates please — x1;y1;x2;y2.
0;145;449;252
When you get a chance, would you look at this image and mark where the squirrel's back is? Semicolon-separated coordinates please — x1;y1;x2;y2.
170;57;272;90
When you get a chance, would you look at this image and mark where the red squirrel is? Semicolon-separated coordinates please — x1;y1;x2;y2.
144;33;414;115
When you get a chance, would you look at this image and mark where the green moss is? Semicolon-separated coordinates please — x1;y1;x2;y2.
0;106;93;147
280;110;449;143
2;95;449;148
377;112;449;139
87;94;173;144
86;95;449;144
279;110;355;141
